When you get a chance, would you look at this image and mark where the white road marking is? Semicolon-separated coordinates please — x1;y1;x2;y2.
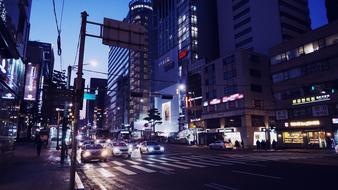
207;157;247;164
111;161;125;166
114;166;137;175
174;162;206;168
196;159;234;165
131;165;156;173
204;183;238;190
125;160;140;165
232;170;283;180
148;158;167;162
75;172;85;190
159;157;181;162
136;159;155;164
97;168;115;178
147;164;175;171
161;162;191;169
187;160;220;166
99;163;110;168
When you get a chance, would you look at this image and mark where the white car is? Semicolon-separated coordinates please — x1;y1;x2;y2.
139;141;165;154
95;139;111;147
80;144;110;163
209;140;234;150
107;141;130;158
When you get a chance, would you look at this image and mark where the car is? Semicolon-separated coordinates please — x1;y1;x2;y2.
80;144;110;163
139;141;165;154
79;140;94;149
95;139;111;147
107;141;130;158
208;140;234;150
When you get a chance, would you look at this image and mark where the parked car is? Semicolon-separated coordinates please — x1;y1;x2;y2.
107;141;130;158
139;141;165;154
209;140;234;150
80;144;110;163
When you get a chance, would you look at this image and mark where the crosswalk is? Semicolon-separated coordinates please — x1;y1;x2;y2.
79;153;325;180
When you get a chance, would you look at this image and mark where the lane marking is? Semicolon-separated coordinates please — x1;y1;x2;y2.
75;172;85;190
97;168;115;178
114;166;137;175
125;160;140;165
131;165;156;173
147;164;175;171
174;161;206;168
111;161;125;166
232;170;283;180
161;162;191;169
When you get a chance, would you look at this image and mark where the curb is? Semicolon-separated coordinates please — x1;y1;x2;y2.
75;172;85;190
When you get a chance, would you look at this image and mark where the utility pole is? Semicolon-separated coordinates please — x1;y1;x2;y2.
60;65;72;164
56;110;60;150
70;11;88;190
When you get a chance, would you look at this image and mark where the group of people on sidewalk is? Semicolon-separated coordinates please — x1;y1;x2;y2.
256;139;277;151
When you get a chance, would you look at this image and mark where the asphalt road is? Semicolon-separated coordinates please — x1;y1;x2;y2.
77;145;338;190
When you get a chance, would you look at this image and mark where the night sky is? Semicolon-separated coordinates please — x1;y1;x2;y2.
29;0;328;82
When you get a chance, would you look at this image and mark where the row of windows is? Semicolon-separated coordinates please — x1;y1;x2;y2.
280;11;310;27
271;32;338;65
235;37;252;48
232;0;249;11
235;27;252;39
233;7;250;20
279;0;309;15
272;59;333;83
281;23;307;34
234;17;251;29
276;105;333;121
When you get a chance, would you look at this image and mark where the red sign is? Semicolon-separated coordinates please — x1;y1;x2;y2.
179;49;188;60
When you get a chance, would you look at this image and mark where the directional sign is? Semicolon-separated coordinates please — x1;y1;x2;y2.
84;93;96;100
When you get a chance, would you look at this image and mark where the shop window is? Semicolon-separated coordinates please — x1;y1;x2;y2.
304;42;315;54
297;46;305;56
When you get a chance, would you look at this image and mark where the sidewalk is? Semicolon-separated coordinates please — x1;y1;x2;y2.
0;142;70;190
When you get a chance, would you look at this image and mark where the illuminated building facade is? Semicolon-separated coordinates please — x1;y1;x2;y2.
107;0;152;130
0;0;32;138
270;21;338;148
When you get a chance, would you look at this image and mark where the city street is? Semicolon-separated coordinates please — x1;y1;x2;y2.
77;145;338;190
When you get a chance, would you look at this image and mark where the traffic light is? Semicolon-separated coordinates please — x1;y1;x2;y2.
311;85;315;91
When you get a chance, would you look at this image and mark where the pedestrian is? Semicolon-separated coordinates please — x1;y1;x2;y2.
241;141;244;149
272;140;277;150
35;133;43;156
261;140;266;150
256;140;261;150
235;140;240;149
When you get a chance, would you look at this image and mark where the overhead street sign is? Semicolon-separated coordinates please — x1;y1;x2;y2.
102;18;147;52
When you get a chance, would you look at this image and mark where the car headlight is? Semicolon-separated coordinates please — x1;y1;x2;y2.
79;142;83;146
83;151;91;157
128;144;133;152
101;149;110;157
148;147;154;152
95;140;99;144
160;147;165;151
106;139;111;143
113;147;120;153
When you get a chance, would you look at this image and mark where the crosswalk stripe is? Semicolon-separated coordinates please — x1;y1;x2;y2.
187;160;220;166
207;157;247;164
97;168;115;178
161;162;191;169
131;165;156;173
198;159;234;165
125;160;140;165
113;166;136;175
111;161;125;166
147;164;175;171
159;157;181;162
175;162;206;168
148;158;167;162
99;163;110;167
136;159;155;164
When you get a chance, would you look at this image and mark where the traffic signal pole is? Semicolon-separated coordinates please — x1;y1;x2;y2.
70;11;88;190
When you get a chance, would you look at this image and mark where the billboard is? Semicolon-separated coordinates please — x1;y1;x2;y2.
0;58;25;94
23;63;39;101
162;102;171;122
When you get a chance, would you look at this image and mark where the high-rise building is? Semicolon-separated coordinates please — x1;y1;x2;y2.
0;0;32;138
86;78;107;129
107;0;153;130
22;41;54;134
217;0;311;55
269;21;338;149
325;0;338;23
152;0;220;134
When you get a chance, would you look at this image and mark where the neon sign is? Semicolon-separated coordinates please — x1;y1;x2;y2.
209;98;221;105
222;93;244;103
179;49;188;60
285;120;320;127
292;95;330;105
